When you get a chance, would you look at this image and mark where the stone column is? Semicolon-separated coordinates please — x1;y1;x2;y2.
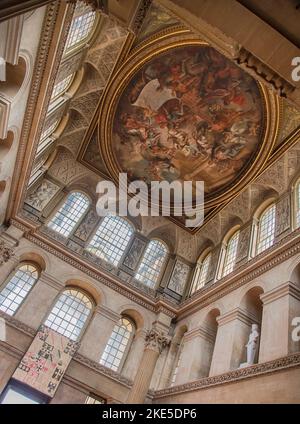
122;329;146;380
209;308;258;376
259;281;300;362
157;333;182;388
126;327;170;404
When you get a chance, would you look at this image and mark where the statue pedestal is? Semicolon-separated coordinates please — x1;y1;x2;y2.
239;362;251;368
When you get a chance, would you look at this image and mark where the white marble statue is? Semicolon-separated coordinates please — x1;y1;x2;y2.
246;324;260;364
240;324;260;368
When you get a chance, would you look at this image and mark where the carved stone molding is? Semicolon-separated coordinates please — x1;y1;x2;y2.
153;352;300;399
0;310;36;336
0;240;14;266
235;47;295;100
74;352;133;387
129;0;152;34
145;328;170;353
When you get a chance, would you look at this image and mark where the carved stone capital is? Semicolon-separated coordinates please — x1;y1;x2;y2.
145;328;170;354
0;240;14;266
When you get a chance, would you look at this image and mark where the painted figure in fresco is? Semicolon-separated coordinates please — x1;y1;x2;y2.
113;45;263;193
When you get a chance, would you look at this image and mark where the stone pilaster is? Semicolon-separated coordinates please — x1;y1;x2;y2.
78;305;120;362
209;308;258;376
259;282;300;362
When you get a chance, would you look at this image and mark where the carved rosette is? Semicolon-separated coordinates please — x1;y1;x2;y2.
0;241;14;266
145;328;170;354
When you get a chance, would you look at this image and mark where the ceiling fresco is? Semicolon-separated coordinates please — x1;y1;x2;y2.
112;45;265;197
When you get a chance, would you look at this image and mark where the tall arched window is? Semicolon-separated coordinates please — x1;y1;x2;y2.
47;192;90;237
295;180;300;229
50;73;74;102
86;216;133;266
221;230;239;277
100;317;134;372
44;288;92;341
190;251;211;295
256;204;276;254
135;240;168;288
65;2;96;52
0;264;39;316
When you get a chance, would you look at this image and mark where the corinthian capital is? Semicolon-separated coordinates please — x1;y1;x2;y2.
0;241;14;266
145;328;170;354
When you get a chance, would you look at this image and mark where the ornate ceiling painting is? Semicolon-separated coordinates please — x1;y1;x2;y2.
97;34;280;229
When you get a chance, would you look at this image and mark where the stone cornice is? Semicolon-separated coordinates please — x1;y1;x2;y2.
260;281;300;305
0;310;36;337
8;217;300;320
74;352;133;388
184;326;216;344
95;304;120;322
153;352;300;399
217;308;258;327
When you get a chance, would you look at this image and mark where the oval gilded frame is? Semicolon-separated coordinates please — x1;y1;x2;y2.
98;30;280;209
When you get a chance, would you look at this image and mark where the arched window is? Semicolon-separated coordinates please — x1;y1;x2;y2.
190;252;211;295
0;264;39;316
256;204;276;254
65;2;96;52
44;288;92;341
135;240;168;288
295;180;300;228
221;230;239;277
50;73;74;102
100;317;134;372
86;216;133;266
47;192;90;237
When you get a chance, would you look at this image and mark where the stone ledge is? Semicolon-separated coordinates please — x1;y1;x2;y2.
152;351;300;399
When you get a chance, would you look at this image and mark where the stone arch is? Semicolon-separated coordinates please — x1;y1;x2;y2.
0;130;14;160
233;285;264;368
289;261;300;288
0;56;26;100
147;224;176;254
19;251;46;273
117;303;151;330
64;278;101;306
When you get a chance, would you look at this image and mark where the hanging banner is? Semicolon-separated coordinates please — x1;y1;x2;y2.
12;325;80;398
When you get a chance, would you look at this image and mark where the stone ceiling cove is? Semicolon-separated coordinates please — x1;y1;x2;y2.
78;21;289;233
21;1;300;236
